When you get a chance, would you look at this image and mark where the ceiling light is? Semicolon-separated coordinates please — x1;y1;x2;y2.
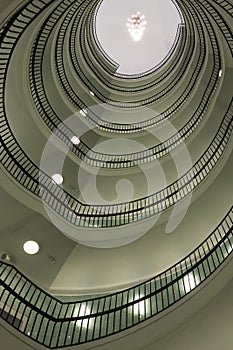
218;69;222;77
90;91;95;96
126;12;147;42
71;136;80;145
52;173;63;185
23;240;40;255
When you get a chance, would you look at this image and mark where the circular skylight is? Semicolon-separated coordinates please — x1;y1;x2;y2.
52;174;63;185
95;0;183;75
23;240;40;255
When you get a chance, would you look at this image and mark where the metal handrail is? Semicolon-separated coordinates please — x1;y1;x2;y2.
0;0;232;228
0;0;232;346
0;207;232;347
56;0;199;108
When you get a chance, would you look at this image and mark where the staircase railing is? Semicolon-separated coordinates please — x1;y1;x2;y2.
0;207;232;348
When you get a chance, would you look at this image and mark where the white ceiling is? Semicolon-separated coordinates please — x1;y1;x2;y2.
0;146;231;294
96;0;182;74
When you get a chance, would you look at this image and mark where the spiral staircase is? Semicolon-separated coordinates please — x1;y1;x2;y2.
0;0;232;349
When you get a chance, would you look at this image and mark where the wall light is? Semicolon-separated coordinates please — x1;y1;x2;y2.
23;241;40;255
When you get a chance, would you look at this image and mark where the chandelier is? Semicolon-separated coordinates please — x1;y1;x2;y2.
126;12;147;42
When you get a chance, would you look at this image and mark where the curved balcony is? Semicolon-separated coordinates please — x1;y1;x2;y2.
25;0;229;174
0;0;231;228
0;0;232;348
0;94;232;228
0;207;232;347
53;1;206;108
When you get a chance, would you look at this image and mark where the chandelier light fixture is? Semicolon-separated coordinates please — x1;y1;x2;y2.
126;11;147;42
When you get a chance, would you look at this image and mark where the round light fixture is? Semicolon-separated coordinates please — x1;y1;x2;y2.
71;136;80;145
52;173;63;185
23;240;40;255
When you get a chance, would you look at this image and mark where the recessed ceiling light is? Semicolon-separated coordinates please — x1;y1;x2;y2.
71;136;80;145
218;69;222;77
52;173;63;185
23;240;40;255
90;91;95;96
